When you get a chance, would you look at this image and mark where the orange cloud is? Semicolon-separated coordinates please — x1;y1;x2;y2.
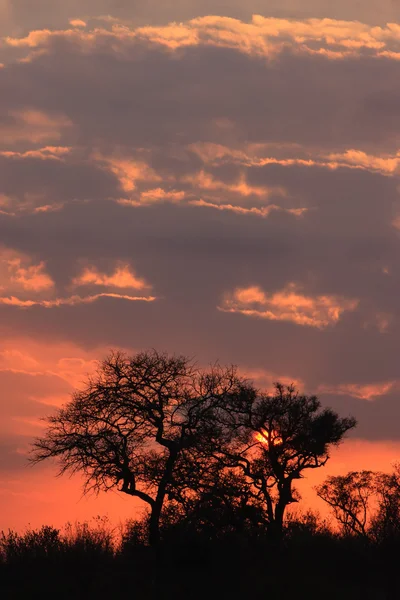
319;381;397;400
219;283;359;328
326;150;400;175
6;260;54;292
134;15;387;57
94;154;161;193
1;110;73;145
6;29;58;47
184;170;284;198
140;188;186;204
0;146;71;162
0;249;54;294
118;188;187;206
0;292;156;309
0;192;67;217
0;349;40;371
241;367;303;391
0;254;155;308
190;199;307;218
69;19;86;28
33;203;65;214
190;142;400;177
72;264;150;290
6;16;400;66
0;338;107;388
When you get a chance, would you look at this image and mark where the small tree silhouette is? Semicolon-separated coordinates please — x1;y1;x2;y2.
372;465;400;542
316;471;376;538
318;466;400;542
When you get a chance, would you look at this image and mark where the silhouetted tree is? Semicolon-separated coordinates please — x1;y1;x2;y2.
31;350;250;547
212;383;356;539
371;465;400;542
316;471;376;538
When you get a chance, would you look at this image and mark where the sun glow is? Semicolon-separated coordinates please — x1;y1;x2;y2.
255;429;283;447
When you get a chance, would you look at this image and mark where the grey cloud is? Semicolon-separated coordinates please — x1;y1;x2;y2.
0;154;118;208
2;39;400;153
0;434;32;472
319;391;400;443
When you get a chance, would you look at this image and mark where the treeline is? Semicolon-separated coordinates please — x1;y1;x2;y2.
1;508;400;599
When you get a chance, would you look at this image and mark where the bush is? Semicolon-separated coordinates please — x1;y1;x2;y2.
0;526;61;565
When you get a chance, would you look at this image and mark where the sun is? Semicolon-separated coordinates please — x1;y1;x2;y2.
255;429;269;444
255;428;283;447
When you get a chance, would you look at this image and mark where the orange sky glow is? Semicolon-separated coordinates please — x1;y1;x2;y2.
1;0;400;532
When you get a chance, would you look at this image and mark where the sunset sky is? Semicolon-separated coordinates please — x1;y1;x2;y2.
2;0;400;532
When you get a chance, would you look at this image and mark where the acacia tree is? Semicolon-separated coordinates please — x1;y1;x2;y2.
31;350;249;547
317;466;400;541
211;383;356;539
316;471;376;538
371;466;400;541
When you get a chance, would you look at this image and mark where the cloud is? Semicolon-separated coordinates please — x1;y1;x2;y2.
0;110;73;146
241;366;304;391
0;292;156;309
0;150;118;214
189;199;308;218
0;349;39;371
0;248;54;293
0;146;72;161
139;188;186;204
72;263;150;290
190;142;400;177
4;15;400;63
69;18;86;28
6;258;54;292
0;337;105;387
219;283;359;328
0;252;155;308
326;149;400;175
319;380;397;401
183;169;285;198
93;153;161;193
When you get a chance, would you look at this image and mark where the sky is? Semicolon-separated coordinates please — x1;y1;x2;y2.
2;0;400;531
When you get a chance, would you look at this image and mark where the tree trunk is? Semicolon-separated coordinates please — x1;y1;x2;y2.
149;501;163;548
273;502;285;539
148;447;179;548
272;479;294;542
271;488;290;543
